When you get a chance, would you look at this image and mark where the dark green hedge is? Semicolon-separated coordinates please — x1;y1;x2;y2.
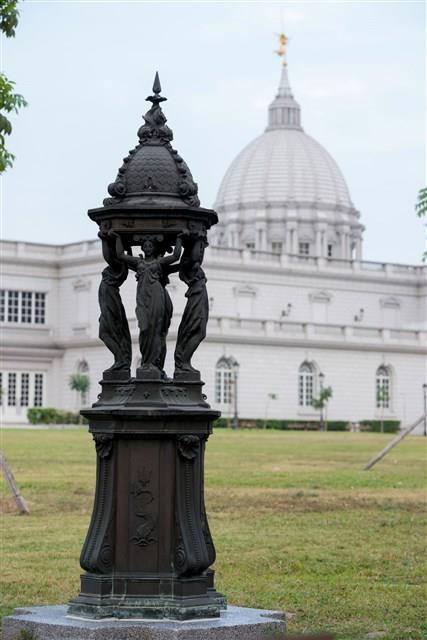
360;420;400;433
27;407;87;425
213;418;348;431
212;417;229;428
213;418;401;432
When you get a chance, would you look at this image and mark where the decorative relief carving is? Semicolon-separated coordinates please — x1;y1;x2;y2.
161;387;189;404
131;515;157;547
380;296;401;309
174;523;186;570
309;290;332;304
73;279;92;292
130;467;157;548
233;284;257;298
174;434;211;577
80;440;115;573
98;510;115;570
177;435;200;460
93;434;113;459
114;385;135;404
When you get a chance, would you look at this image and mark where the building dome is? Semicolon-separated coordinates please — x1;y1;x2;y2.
215;128;353;211
213;45;364;260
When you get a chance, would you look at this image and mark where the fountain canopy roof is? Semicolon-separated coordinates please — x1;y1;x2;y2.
88;73;217;237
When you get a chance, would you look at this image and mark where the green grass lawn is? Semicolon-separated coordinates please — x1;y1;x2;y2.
1;429;426;639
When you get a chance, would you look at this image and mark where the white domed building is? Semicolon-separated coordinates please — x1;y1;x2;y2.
1;51;426;431
213;63;364;260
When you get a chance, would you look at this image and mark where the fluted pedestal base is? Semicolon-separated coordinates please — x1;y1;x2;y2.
68;376;223;621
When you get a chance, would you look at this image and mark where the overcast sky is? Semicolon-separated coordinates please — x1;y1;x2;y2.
1;0;425;264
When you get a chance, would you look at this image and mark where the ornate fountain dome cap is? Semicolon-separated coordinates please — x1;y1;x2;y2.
103;72;200;209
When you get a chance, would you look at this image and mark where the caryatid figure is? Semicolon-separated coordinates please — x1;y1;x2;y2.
98;231;132;375
174;230;209;379
111;231;183;376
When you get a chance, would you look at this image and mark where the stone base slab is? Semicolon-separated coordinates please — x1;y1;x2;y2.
2;604;286;640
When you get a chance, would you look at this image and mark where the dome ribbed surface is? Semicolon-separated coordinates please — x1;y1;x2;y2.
215;128;353;211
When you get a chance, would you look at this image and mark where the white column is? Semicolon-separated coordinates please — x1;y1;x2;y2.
292;229;298;254
346;234;352;259
315;228;322;257
340;232;346;258
286;228;292;255
262;225;268;251
322;232;328;257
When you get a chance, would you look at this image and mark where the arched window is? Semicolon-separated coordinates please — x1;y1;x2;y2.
76;360;89;404
215;357;233;404
299;362;314;407
77;360;89;373
376;365;391;409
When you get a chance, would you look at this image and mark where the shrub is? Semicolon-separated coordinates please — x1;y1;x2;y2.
360;420;400;433
212;417;228;428
326;421;348;431
211;418;351;432
27;407;87;425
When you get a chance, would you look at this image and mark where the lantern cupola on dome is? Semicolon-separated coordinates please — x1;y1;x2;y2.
266;37;302;131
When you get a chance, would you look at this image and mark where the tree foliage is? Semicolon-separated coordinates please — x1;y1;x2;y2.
69;373;90;394
0;0;27;172
415;187;427;262
311;386;333;410
1;0;19;37
415;187;427;219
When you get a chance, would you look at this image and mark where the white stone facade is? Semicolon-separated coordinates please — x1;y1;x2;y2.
2;60;426;430
1;239;426;430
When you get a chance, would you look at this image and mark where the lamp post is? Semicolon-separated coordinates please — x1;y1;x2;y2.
319;371;325;432
423;383;427;437
231;358;240;430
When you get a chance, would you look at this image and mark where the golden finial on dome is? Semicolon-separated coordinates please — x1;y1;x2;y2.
275;33;289;66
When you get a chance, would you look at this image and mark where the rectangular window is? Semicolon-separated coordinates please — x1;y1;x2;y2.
7;373;17;406
272;242;283;254
20;373;30;406
245;242;255;250
376;378;390;409
299;372;313;407
1;291;46;324
299;242;310;256
223;370;232;404
215;369;233;404
7;291;19;322
298;376;304;407
34;293;46;324
215;370;222;403
327;244;333;258
306;376;313;406
21;292;33;323
34;373;44;407
0;290;5;322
